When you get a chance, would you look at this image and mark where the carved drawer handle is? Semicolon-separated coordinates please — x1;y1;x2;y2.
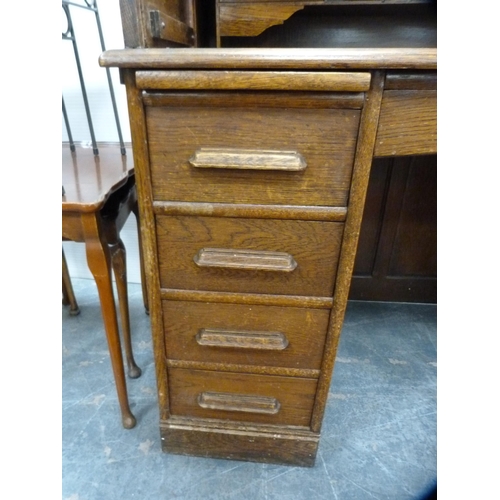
196;328;289;350
197;391;281;415
189;148;307;172
194;248;297;272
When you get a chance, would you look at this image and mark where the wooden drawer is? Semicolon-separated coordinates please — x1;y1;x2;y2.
168;367;317;427
156;215;344;297
145;98;361;207
163;300;330;370
375;73;437;157
375;90;436;157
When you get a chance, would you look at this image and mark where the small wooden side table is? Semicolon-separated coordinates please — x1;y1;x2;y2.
62;143;145;429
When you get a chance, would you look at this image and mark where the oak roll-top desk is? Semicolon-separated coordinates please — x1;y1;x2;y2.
101;0;436;466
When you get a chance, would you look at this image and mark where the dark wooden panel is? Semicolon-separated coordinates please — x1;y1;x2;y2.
388;156;437;277
350;155;436;303
143;91;365;109
119;0;196;48
385;71;437;90
349;157;392;275
220;4;437;48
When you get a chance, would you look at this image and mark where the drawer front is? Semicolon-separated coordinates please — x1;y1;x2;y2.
163;300;330;370
168;367;317;427
375;89;437;157
146;104;360;207
156;215;344;297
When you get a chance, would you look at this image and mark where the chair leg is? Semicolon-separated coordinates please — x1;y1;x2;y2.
133;201;149;315
110;238;142;379
62;248;80;316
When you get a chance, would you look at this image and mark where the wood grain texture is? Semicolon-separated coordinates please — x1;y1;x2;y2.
136;70;371;91
194;248;297;272
119;0;145;48
168;367;317;426
81;212;137;429
220;3;436;49
62;144;134;213
219;4;305;37
196;328;289;350
156;215;344;297
167;360;320;378
100;48;437;70
143;91;365;109
163;300;330;369
217;1;433;41
160;419;319;466
153;201;347;222
374;89;437;156
161;288;334;309
119;0;195;48
112;30;437;463
62;212;84;242
311;70;386;432
62;141;144;428
149;9;195;46
123;70;171;421
146;103;360;207
197;392;281;414
189;148;307;172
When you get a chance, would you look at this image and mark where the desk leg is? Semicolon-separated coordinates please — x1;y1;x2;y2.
82;213;136;430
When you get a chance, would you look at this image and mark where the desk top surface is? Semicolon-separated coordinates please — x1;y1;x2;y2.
99;48;437;70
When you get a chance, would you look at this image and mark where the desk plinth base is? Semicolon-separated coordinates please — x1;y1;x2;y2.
160;418;319;467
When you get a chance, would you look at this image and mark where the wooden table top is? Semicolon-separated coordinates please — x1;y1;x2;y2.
62;143;134;213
